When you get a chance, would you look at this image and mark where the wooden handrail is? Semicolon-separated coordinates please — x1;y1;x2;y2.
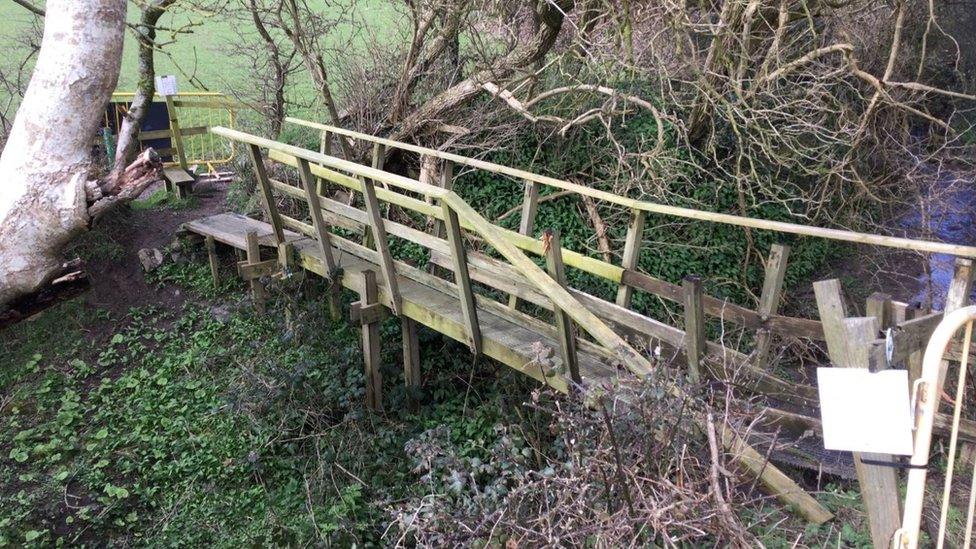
284;117;976;259
211;126;449;200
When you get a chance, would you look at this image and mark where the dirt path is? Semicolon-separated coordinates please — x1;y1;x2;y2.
80;177;231;316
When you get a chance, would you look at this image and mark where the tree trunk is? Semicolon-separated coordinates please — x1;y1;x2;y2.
0;0;127;308
110;0;174;188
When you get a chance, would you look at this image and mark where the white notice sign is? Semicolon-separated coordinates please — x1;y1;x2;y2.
155;75;178;96
816;368;914;455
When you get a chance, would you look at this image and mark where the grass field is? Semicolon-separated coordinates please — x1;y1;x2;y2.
0;1;399;121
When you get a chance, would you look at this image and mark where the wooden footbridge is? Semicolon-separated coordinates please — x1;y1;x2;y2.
178;120;976;545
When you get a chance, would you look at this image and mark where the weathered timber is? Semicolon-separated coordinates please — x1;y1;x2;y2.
442;202;482;355
296;158;339;274
245;231;267;314
683;276;705;383
508;180;540;310
545;231;581;384
246;144;286;244
350;300;389;325
753;244;790;369
814;279;900;548
360;270;383;411
402;317;422;396
621;269;823;339
165;95;189;171
360;177;402;315
280;119;976;259
205;235;219;289
237;259;278;281
615;208;646;308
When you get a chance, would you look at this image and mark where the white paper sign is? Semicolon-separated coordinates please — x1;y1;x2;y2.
155;75;178;96
816;368;914;455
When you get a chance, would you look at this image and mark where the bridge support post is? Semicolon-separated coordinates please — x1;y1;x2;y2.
205;235;219;289
359;270;384;411
245;231;267;315
402;317;422;409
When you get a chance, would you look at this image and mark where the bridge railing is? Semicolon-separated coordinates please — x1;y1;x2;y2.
210;126;654;379
210;125;846;523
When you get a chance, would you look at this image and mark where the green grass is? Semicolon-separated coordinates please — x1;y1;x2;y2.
0;0;400;121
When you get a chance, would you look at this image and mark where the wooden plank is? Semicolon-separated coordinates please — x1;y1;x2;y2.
753;244;790;369
427;247;820;406
205;236;219;289
350;301;389;325
621;269;823;339
246;144;286;244
296;158;339;274
360;176;402;315
814;279;900;547
402;317;422;396
444;193;654;378
615;209;646;308
278;119;976;259
164;95;188;170
237;259;278;281
360;270;383;411
544;231;581;384
442;202;482;355
683;276;705;383
866;292;893;329
245;231;266;315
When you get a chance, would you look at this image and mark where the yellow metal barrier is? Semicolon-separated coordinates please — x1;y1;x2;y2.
106;92;238;169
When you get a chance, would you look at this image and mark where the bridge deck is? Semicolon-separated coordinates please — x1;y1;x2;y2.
183;213;619;392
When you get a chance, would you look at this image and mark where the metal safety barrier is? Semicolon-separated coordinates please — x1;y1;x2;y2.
895;304;976;548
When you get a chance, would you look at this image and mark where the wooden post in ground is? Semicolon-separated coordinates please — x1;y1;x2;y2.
683;276;705;383
508;180;540;310
205;235;219;289
942;259;976;466
402;317;422;408
544;230;581;385
442;202;482;355
753;244;790;370
615;208;646;309
245;231;266;315
359;270;383;411
814;279;901;548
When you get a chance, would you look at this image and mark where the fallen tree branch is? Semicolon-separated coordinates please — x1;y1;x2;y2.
88;148;163;220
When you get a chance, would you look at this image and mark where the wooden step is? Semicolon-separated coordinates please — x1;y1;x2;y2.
163;167;195;199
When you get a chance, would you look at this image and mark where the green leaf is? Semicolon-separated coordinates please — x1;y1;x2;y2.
94;428;108;440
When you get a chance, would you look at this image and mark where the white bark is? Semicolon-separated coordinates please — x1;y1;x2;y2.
0;0;127;307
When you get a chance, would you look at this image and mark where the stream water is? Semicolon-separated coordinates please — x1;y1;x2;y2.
900;175;976;310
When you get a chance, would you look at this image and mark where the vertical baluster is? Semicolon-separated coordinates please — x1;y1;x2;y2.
615;208;646;308
544;230;581;385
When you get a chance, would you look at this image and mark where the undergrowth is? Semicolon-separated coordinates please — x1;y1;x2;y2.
0;252;870;547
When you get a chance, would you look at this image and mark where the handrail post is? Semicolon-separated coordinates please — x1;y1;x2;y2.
753;244;789;370
442;201;482;355
683;276;705;383
544;230;581;385
508;180;540;310
615;208;646;308
296;158;339;274
164;94;189;171
361;176;402;315
246;144;286;244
